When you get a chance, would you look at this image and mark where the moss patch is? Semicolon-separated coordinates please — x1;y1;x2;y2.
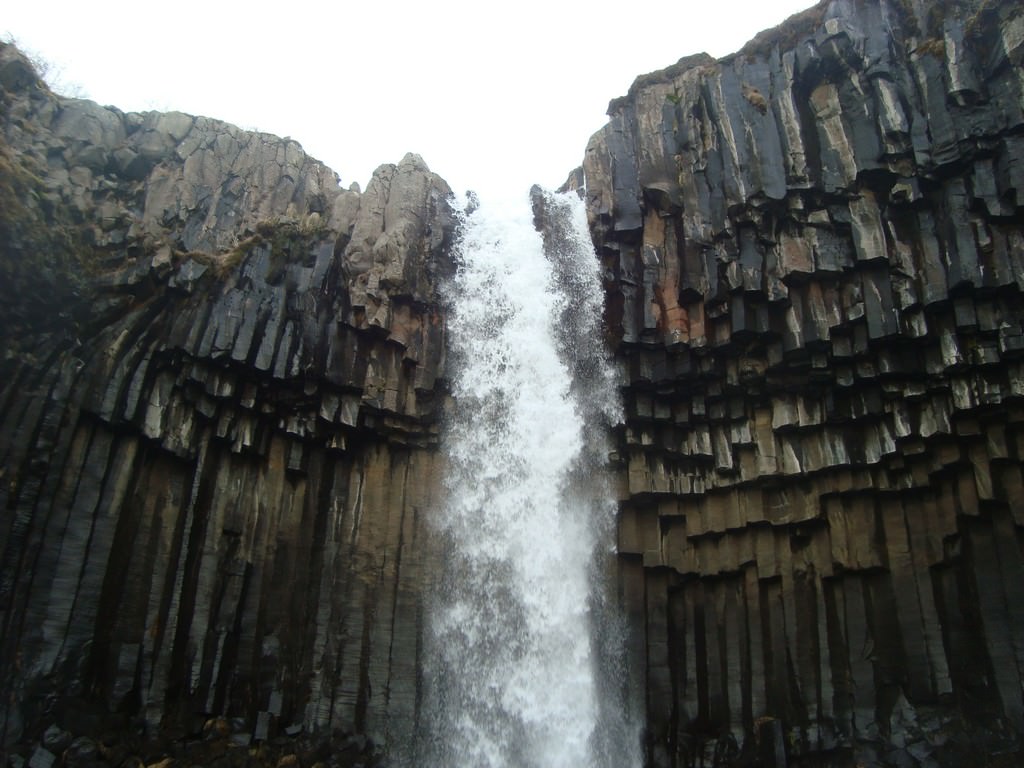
182;217;330;285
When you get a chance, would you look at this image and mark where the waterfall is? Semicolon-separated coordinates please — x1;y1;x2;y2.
416;190;640;767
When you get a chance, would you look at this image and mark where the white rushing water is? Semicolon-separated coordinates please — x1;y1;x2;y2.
417;190;640;767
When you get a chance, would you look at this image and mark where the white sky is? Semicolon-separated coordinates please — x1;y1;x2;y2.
5;0;814;202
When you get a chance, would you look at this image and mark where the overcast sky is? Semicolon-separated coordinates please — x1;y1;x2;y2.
5;0;814;202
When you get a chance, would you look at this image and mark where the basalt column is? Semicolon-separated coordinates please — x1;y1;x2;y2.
584;1;1024;765
0;41;455;753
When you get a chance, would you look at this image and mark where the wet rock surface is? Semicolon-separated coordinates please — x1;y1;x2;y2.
0;41;454;759
586;0;1024;765
7;710;383;768
5;0;1024;764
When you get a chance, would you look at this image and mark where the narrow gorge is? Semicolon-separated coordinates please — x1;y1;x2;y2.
2;0;1024;766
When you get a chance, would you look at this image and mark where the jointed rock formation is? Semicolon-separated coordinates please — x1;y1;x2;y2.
1;40;454;760
4;0;1024;765
583;0;1024;764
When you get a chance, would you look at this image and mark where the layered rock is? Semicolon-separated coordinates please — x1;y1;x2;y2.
0;40;455;758
584;0;1024;764
7;0;1024;764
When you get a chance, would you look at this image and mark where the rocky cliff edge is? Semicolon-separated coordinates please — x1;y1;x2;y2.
583;0;1024;766
0;39;455;762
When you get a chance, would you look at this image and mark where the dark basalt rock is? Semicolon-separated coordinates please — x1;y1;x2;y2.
5;1;1024;765
585;0;1024;765
0;40;455;759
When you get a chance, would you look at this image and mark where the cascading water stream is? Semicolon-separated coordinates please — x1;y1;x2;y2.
416;190;640;767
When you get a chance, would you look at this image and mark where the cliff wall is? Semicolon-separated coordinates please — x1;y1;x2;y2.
584;0;1024;764
0;41;453;760
5;0;1024;764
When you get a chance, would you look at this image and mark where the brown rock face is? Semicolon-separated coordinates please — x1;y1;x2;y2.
0;41;454;753
587;0;1024;764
